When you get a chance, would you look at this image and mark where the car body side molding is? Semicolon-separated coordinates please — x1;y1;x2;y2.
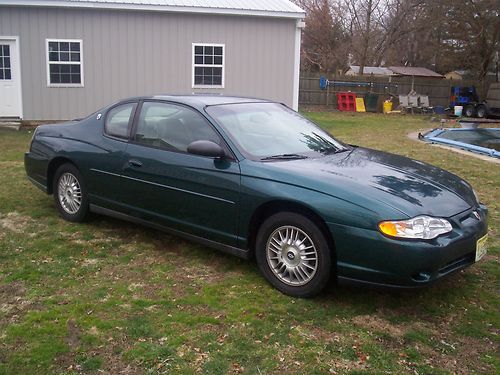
89;204;251;259
90;168;235;205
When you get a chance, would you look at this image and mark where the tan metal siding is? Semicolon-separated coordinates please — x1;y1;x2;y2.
0;6;296;120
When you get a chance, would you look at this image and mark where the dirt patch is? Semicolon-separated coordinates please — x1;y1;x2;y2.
0;281;43;326
65;319;81;350
352;314;406;337
350;311;497;374
54;345;143;374
293;323;344;344
414;336;497;375
0;212;32;234
0;281;26;297
68;231;122;247
81;258;99;266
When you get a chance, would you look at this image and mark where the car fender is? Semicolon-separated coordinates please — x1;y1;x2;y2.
238;174;399;249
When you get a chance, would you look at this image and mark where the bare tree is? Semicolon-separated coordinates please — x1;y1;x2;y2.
342;0;380;75
294;0;349;73
293;0;499;78
446;0;500;80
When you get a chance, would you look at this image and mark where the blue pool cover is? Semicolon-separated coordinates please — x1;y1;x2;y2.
423;128;500;158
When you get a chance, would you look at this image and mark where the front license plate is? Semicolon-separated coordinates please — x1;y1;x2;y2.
475;234;488;262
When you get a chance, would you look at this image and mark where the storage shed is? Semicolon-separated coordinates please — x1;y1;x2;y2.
0;0;305;120
345;66;393;77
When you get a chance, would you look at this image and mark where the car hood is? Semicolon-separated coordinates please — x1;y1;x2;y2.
251;147;476;218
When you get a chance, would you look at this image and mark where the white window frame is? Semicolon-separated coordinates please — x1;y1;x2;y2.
192;43;224;89
46;38;84;88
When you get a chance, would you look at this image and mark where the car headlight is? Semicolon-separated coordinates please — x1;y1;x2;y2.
379;215;453;240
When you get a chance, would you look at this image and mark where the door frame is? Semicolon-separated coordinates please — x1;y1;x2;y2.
0;35;23;119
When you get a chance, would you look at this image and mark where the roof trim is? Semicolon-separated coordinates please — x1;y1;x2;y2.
1;0;306;19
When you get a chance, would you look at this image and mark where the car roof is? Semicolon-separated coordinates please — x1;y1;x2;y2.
121;94;274;108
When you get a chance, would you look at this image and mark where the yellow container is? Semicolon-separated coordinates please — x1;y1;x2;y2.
383;100;393;114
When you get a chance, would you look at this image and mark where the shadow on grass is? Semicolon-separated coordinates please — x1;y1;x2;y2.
73;211;480;324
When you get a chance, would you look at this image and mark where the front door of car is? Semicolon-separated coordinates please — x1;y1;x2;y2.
121;101;241;246
85;102;137;210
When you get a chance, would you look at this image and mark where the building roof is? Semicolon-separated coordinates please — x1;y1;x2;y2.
388;66;443;78
348;66;393;76
2;0;305;18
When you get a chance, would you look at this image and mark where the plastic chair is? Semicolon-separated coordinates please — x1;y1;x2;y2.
398;95;412;113
418;95;433;113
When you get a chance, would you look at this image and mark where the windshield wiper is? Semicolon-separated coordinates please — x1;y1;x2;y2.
260;153;308;161
320;146;349;154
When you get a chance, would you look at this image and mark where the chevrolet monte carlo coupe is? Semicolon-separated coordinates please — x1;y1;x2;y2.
25;96;488;297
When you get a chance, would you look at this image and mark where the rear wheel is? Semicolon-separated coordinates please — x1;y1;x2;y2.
476;104;487;118
255;212;332;297
53;163;89;222
464;104;476;118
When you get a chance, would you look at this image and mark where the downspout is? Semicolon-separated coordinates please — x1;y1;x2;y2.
292;18;305;111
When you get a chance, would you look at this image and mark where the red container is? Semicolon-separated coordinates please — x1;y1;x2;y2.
337;92;357;112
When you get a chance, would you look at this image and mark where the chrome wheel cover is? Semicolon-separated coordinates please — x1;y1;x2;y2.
57;172;82;214
266;225;318;286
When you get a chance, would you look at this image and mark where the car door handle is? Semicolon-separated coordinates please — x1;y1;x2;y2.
128;159;143;167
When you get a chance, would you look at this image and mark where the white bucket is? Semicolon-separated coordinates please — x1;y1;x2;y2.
454;105;463;116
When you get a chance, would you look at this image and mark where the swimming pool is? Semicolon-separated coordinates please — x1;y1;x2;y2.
423;128;500;158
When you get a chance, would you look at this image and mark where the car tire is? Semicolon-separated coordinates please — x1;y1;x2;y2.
255;212;332;298
464;105;476;118
476;104;487;118
53;163;89;222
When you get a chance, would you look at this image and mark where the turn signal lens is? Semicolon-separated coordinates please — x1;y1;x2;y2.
379;222;398;237
379;216;452;240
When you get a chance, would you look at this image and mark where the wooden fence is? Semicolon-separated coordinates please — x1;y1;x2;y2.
299;73;494;110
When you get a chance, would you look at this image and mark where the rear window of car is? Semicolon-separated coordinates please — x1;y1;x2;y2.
105;103;137;139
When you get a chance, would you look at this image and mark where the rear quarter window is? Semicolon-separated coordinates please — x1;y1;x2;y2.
105;103;137;139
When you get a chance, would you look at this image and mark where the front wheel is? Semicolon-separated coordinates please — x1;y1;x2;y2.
255;212;332;298
53;163;89;222
464;104;476;118
476;104;487;118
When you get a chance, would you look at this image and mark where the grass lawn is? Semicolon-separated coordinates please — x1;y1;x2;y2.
0;112;498;374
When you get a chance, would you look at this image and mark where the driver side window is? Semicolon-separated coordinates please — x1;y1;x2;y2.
134;102;221;152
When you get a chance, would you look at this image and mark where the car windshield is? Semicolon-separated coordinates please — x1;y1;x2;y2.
205;102;348;160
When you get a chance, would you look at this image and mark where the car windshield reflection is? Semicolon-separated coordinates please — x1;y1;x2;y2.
206;102;348;160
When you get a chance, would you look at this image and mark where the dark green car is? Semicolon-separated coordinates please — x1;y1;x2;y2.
24;96;489;297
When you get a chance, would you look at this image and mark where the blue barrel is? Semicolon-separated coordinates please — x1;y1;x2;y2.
434;106;445;114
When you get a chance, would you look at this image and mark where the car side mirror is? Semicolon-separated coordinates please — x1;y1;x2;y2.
187;140;225;158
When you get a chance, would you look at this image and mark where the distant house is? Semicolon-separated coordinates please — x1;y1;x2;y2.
444;70;498;80
0;0;305;120
444;70;469;80
345;66;393;76
345;65;443;79
388;66;443;78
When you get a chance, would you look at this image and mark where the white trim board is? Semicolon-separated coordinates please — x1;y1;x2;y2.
0;1;305;19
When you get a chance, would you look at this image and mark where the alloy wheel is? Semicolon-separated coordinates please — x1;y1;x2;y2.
57;172;82;214
266;225;318;286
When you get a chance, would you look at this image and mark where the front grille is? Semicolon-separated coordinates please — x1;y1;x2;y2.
438;252;475;275
459;210;482;224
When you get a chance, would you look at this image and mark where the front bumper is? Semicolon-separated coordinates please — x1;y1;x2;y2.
329;205;488;287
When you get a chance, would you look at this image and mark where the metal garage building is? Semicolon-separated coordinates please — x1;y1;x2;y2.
0;0;305;120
